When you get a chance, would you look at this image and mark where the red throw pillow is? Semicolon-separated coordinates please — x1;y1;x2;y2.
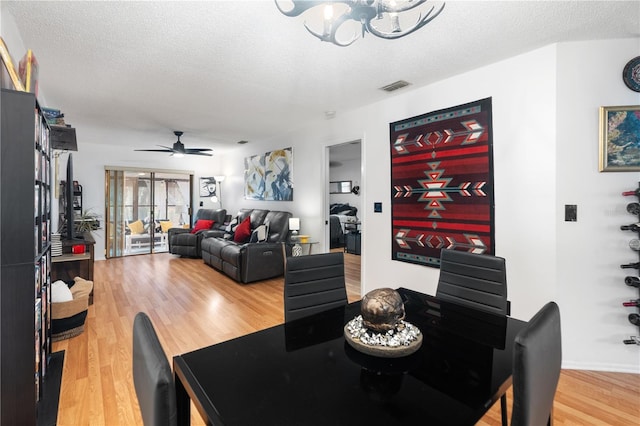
190;219;214;234
233;216;252;243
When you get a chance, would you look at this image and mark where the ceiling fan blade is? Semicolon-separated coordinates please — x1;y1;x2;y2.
184;148;213;153
135;133;213;156
185;151;213;157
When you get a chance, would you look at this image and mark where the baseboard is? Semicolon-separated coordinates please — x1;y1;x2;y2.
37;350;65;426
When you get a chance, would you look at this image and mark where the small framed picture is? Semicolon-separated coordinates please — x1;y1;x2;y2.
199;177;216;197
599;105;640;172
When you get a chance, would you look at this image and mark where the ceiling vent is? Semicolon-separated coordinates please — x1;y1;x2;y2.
379;80;411;92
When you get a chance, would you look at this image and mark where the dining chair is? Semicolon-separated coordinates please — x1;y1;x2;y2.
132;312;177;426
510;301;562;426
436;249;510;424
284;252;348;322
436;249;509;316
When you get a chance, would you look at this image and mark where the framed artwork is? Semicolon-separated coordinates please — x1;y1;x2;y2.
18;49;39;95
244;147;293;201
199;177;216;197
390;98;495;268
599;105;640;172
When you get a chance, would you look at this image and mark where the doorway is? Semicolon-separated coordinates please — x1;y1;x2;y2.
327;140;362;297
105;168;193;258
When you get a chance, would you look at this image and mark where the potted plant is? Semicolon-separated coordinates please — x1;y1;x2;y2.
74;209;101;234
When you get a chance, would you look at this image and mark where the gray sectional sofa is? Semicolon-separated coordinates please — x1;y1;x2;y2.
201;208;292;284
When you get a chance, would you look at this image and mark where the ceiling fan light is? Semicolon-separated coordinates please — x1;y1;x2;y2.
172;152;184;158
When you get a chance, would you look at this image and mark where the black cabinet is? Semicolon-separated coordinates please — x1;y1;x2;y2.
345;232;361;255
1;89;60;424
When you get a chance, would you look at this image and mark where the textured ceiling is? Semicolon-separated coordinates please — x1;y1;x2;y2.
4;1;640;155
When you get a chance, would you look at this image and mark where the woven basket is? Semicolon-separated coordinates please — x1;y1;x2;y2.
52;325;85;342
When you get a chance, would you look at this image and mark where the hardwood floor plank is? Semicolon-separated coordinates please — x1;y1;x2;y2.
52;252;638;425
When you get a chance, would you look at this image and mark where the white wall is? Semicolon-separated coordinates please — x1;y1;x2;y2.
220;39;640;373
555;39;640;371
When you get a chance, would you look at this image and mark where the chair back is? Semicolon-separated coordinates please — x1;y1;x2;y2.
511;302;562;426
132;312;177;426
194;208;227;226
263;210;292;242
436;249;509;315
284;252;348;322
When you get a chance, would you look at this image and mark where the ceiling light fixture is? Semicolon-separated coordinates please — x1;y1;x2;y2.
275;0;445;47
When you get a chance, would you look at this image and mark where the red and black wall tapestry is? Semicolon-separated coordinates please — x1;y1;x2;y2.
390;97;495;267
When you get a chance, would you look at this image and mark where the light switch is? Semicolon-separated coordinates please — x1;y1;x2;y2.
565;204;577;222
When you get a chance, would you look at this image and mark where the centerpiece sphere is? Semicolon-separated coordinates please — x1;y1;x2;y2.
361;288;405;333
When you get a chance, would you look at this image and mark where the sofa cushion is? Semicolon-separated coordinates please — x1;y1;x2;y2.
226;216;239;233
250;224;268;243
263;211;291;243
128;220;145;235
195;209;227;224
160;220;173;233
249;209;269;226
191;219;214;234
234;216;252;243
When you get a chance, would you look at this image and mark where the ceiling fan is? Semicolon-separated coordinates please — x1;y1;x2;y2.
135;131;212;157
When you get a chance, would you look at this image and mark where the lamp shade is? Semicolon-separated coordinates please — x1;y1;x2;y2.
288;217;300;232
214;175;226;183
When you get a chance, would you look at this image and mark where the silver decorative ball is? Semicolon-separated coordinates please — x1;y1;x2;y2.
360;288;405;333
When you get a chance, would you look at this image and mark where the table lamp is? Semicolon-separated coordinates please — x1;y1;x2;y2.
289;217;300;236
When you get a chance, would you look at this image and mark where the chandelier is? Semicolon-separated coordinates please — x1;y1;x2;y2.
275;0;445;47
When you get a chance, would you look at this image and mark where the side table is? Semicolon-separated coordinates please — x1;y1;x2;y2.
281;238;319;264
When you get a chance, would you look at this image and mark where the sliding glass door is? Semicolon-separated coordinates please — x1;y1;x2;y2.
105;168;192;258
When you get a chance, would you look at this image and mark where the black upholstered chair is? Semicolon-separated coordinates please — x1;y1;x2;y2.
436;249;510;424
436;249;509;316
168;208;226;258
284;252;348;322
510;301;562;426
132;312;177;426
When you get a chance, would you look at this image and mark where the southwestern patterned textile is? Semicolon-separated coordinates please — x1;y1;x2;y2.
390;98;495;268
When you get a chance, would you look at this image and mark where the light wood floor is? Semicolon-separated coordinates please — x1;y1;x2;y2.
52;253;639;425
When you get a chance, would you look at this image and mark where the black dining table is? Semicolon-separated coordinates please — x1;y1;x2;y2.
173;287;525;426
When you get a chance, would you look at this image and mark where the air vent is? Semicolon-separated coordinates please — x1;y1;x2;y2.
379;80;411;92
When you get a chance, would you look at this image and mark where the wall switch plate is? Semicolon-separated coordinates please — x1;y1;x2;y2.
374;202;382;213
565;204;577;222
